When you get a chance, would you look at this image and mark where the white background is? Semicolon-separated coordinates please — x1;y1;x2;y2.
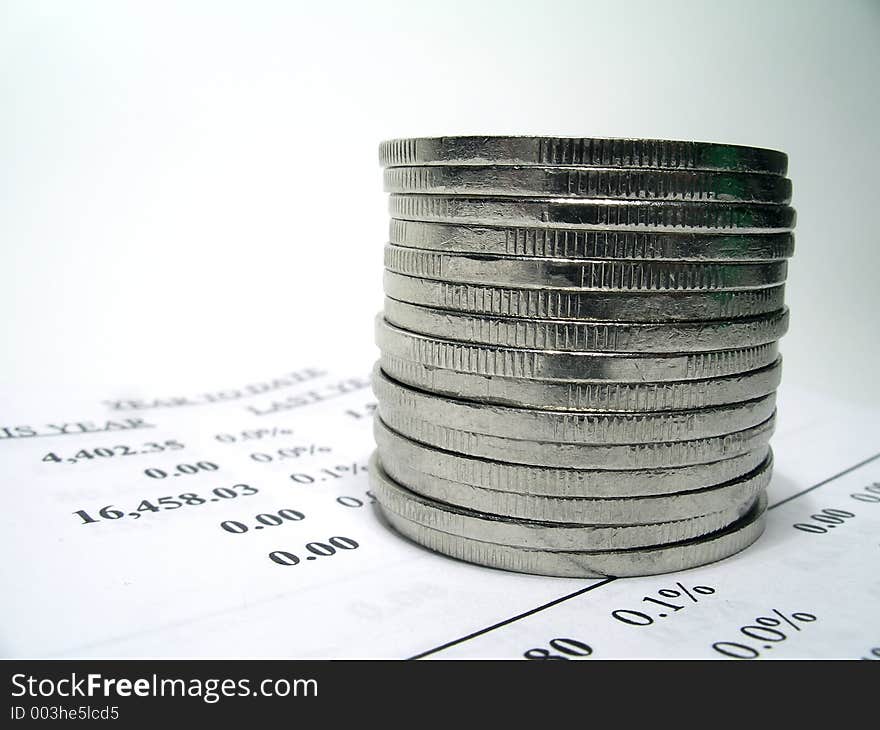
1;0;878;404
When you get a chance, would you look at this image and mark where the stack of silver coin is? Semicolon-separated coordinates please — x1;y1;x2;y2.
370;136;795;578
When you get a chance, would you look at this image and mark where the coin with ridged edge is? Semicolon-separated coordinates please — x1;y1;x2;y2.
389;220;796;261
383;272;785;322
380;351;782;411
374;417;770;497
378;408;775;469
370;453;761;550
375;318;781;383
375;136;793;577
381;396;775;469
383;298;788;352
374;365;776;444
379;137;788;176
378;486;768;578
385;245;787;291
384;166;792;204
389;195;796;232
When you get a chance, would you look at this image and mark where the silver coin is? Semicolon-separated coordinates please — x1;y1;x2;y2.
380;352;782;411
374;365;776;444
385;246;788;291
390;220;796;261
380;462;767;526
378;420;772;516
375;317;781;383
384;166;792;204
389;195;796;232
373;417;770;500
378;489;768;578
383;298;789;352
384;272;785;321
377;409;776;469
379;137;788;176
370;453;760;550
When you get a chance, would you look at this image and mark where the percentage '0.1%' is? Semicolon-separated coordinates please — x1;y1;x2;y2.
612;582;715;626
289;463;367;484
268;536;359;566
712;609;817;659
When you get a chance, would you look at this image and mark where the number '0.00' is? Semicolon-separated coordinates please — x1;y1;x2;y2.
145;462;219;479
269;536;359;566
221;509;305;534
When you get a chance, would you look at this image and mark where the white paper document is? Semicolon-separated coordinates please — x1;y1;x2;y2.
1;364;878;659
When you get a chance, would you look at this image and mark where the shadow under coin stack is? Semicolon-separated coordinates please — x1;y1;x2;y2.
370;136;795;577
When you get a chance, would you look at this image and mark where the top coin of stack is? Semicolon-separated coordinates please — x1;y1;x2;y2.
370;136;794;578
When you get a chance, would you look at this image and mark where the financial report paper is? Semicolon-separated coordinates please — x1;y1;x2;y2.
1;364;878;660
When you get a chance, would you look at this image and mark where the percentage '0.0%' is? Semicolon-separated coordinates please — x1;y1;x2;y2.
712;609;817;659
215;427;294;443
250;445;331;463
